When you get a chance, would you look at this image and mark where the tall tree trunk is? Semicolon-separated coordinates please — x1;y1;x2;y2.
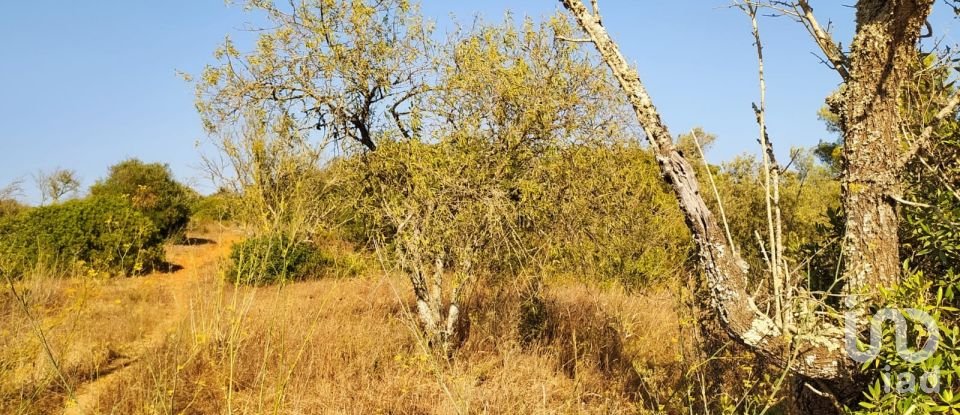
839;0;934;293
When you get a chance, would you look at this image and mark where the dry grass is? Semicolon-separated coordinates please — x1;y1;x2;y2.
0;227;702;414
0;259;173;413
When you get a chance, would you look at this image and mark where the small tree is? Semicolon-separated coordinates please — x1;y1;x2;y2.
90;159;193;241
34;168;80;204
194;0;434;152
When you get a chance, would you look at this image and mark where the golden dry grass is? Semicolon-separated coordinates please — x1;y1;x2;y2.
0;226;694;414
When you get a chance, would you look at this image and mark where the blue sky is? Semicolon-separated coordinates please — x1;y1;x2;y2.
2;1;958;203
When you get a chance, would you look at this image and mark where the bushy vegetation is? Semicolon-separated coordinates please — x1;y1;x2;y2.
90;159;193;241
226;232;330;285
0;195;165;277
189;190;238;224
5;1;960;413
839;271;960;414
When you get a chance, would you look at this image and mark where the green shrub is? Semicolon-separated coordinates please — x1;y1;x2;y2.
0;195;165;277
190;190;238;224
850;272;960;414
90;159;193;241
227;233;330;285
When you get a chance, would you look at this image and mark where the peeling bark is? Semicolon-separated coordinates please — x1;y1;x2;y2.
403;243;470;355
838;0;934;292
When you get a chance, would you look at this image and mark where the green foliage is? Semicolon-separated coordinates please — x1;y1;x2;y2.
190;190;238;223
323;15;688;289
532;143;692;287
226;233;330;285
851;272;960;414
90;159;194;241
0;195;165;277
817;53;960;281
195;0;432;152
697;149;841;285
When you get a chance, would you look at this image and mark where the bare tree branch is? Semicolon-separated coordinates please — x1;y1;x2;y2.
792;0;850;80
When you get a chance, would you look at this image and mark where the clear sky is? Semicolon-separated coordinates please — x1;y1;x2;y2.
2;1;958;203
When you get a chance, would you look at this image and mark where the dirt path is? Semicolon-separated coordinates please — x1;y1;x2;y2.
62;227;241;415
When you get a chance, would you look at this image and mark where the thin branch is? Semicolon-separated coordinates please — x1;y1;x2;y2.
744;2;788;328
692;130;737;257
899;91;960;167
887;193;934;208
555;35;593;43
793;0;850;80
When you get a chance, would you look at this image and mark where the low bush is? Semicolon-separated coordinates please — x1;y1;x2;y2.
190;190;238;224
851;271;960;414
0;195;165;277
226;233;330;285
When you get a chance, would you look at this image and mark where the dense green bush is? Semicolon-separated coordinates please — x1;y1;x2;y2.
0;195;165;277
332;140;692;289
226;233;330;285
90;159;194;240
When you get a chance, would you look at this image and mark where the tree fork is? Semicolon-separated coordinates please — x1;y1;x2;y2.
558;0;850;382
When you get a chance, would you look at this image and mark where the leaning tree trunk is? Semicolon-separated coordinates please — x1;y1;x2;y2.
557;0;848;380
558;0;934;412
838;0;933;293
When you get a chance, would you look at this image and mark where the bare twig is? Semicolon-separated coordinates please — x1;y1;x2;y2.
692;130;737;257
555;35;593;43
744;2;788;328
887;194;934;208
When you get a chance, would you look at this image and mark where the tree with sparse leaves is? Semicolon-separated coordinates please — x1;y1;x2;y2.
35;168;80;205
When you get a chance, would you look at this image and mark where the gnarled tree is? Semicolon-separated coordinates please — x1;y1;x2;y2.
195;0;434;153
559;0;938;411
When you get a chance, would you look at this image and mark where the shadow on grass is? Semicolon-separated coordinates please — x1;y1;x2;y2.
178;237;216;246
156;262;184;273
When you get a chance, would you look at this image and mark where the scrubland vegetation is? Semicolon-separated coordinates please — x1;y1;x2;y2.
3;0;960;414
